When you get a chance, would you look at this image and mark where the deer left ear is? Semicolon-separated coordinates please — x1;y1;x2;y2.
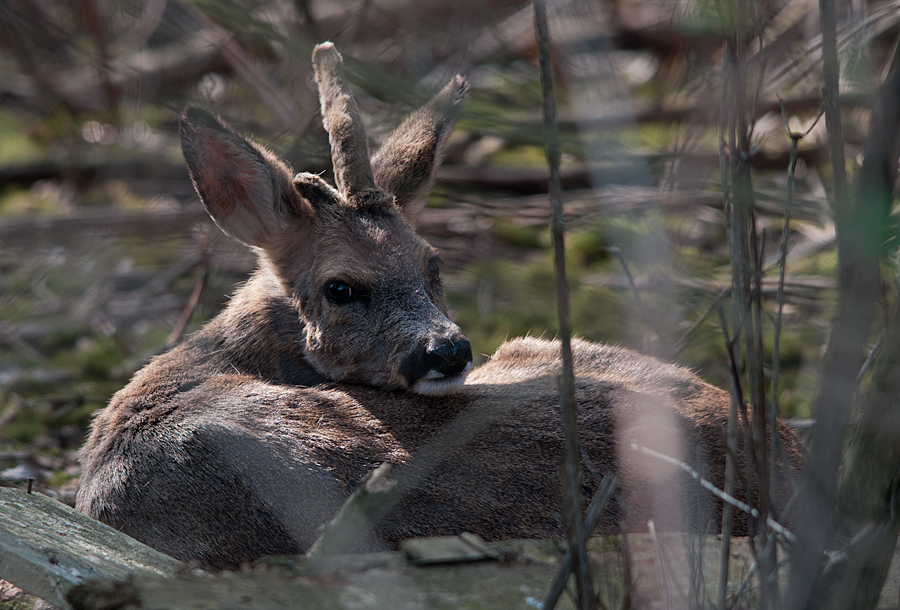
371;75;468;221
180;106;306;248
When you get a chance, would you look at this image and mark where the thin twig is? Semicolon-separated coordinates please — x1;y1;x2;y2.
174;0;300;130
619;528;636;609
717;52;736;610
631;443;797;544
107;0;167;57
80;0;119;125
606;246;672;358
672;285;731;358
648;520;670;610
307;464;395;557
747;43;769;142
727;560;759;610
786;0;875;601
855;330;883;386
769;98;809;501
304;387;526;557
769;103;799;501
165;234;210;348
532;2;593;609
542;476;617;610
819;523;878;577
165;267;208;348
0;387;24;432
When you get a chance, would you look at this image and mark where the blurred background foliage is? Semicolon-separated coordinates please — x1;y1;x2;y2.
0;0;896;503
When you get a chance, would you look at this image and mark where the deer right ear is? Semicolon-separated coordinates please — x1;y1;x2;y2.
179;106;307;248
371;76;468;221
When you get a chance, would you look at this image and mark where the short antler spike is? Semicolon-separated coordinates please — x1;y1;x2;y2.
312;42;375;197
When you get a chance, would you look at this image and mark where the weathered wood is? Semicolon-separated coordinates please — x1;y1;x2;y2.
0;487;180;610
307;464;395;558
2;493;900;610
401;533;498;565
63;536;763;610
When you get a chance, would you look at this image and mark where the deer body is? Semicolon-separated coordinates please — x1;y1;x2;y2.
76;44;805;570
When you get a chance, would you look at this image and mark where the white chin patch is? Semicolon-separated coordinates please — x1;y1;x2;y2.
411;363;473;396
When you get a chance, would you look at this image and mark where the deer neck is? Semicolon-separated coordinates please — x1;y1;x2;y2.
205;268;325;387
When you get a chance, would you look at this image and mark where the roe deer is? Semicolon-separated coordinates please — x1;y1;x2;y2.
76;43;805;570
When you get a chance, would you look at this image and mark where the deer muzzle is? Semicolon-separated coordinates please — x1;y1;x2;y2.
400;332;473;395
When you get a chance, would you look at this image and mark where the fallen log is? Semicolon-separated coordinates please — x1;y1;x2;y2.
4;484;900;609
0;486;179;610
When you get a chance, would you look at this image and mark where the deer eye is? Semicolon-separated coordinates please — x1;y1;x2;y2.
428;258;441;282
324;280;353;304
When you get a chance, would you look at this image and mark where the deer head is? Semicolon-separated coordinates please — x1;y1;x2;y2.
178;42;472;395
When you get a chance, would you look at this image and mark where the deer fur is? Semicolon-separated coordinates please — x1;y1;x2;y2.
76;42;805;570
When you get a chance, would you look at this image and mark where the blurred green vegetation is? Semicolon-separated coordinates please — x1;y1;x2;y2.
0;0;884;492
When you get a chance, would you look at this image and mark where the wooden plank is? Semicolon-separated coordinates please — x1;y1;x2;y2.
0;487;180;610
401;533;499;565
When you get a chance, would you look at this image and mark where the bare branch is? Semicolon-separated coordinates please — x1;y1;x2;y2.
631;444;796;543
532;1;593;608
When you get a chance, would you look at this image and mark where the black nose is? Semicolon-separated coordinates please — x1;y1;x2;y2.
423;336;473;375
399;334;473;383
